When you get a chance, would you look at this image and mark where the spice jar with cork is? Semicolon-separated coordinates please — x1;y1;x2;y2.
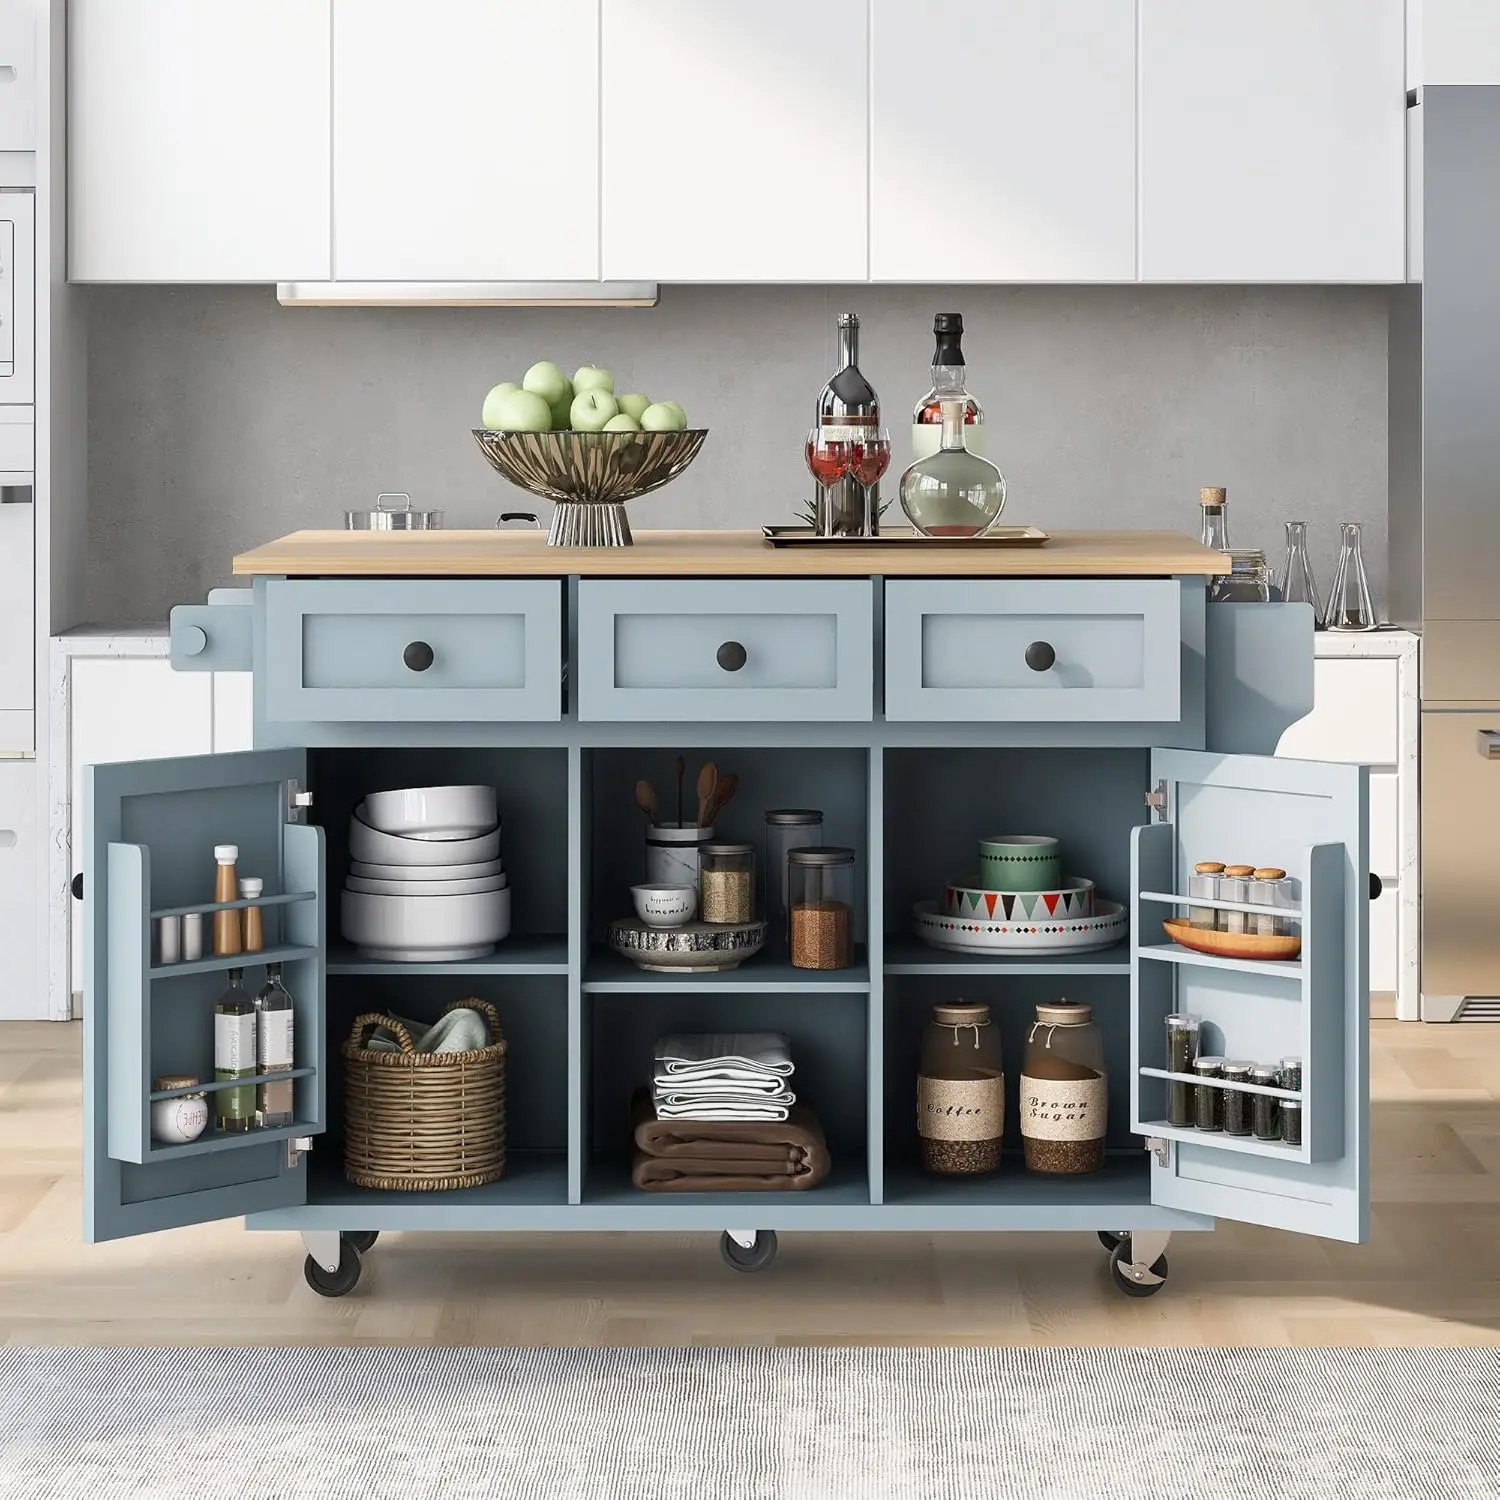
917;1001;1003;1175
1188;861;1225;930
1020;1000;1107;1175
789;847;855;970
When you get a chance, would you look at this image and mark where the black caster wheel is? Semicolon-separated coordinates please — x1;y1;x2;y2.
304;1241;363;1298
1108;1239;1168;1298
1097;1230;1127;1253
344;1230;379;1254
720;1230;778;1273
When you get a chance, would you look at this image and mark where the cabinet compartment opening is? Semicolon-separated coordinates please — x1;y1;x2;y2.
583;991;871;1205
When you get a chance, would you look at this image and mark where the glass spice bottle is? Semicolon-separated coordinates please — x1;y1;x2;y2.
1280;1098;1303;1148
1192;1055;1225;1132
917;1001;1003;1176
1250;868;1288;936
1188;861;1226;930
1278;1055;1303;1093
1020;1001;1107;1175
213;968;256;1134
212;844;242;957
1221;1060;1254;1135
1250;1064;1282;1141
255;963;296;1129
1220;865;1255;934
1199;486;1230;550
239;876;265;952
1165;1013;1201;1126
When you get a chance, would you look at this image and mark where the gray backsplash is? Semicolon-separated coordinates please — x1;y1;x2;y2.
84;284;1390;625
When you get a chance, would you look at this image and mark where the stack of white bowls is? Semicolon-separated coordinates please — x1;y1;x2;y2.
342;785;510;962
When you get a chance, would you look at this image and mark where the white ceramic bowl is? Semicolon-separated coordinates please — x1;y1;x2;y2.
631;883;697;929
350;858;503;882
359;785;499;841
340;887;511;962
346;872;508;897
348;808;502;867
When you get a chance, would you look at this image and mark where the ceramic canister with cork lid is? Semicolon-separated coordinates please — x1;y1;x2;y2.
917;1001;1003;1175
1020;1000;1107;1175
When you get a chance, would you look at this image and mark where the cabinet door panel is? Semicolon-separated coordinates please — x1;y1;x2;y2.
602;0;867;281
871;0;1135;280
1139;0;1405;281
69;1;331;281
333;0;598;280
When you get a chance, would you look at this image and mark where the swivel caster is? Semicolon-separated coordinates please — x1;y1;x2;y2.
1108;1238;1169;1298
1097;1230;1127;1253
304;1239;363;1298
720;1230;777;1273
344;1230;379;1254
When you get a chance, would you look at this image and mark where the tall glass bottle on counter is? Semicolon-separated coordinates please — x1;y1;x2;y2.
1326;521;1378;631
255;963;295;1129
213;968;256;1134
912;313;984;463
1199;487;1230;550
810;312;882;536
1279;520;1323;624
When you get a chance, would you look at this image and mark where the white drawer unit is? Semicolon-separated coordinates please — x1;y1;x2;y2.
0;192;34;403
0;755;39;1020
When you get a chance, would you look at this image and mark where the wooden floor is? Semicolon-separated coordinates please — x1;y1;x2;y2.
3;1019;1498;1347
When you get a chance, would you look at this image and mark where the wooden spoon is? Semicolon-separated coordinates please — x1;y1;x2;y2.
635;779;660;827
695;761;719;828
706;771;739;826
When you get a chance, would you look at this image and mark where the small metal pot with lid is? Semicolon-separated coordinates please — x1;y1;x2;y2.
344;492;445;530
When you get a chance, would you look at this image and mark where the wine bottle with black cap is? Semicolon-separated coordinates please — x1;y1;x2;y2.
912;312;984;462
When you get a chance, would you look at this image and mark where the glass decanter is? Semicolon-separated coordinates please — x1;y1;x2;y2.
1279;520;1323;624
1326;521;1377;631
898;399;1006;538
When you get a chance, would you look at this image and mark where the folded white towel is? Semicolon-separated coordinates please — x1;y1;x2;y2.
652;1097;794;1122
654;1033;794;1078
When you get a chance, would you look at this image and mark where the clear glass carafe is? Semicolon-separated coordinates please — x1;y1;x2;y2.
1279;520;1323;624
898;400;1006;538
1326;521;1377;631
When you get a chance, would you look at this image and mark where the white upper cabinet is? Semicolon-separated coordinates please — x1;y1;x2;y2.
333;0;599;281
601;0;868;282
0;0;36;150
1139;0;1406;282
871;1;1136;282
69;2;332;282
1417;0;1500;84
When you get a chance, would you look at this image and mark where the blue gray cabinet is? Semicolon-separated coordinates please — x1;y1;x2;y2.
88;546;1371;1295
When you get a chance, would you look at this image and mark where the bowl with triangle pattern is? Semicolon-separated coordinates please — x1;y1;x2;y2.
915;897;1126;956
944;877;1095;922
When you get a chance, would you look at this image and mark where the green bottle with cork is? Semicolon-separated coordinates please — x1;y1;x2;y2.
213;968;257;1133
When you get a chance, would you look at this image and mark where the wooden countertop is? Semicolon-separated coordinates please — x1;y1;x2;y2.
233;529;1231;578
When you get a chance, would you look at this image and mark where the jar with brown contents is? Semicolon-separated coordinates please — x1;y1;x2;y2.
1020;1000;1107;1174
699;842;755;924
917;1001;1003;1175
788;846;856;970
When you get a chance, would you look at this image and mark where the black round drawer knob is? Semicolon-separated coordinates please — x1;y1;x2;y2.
1025;640;1057;672
72;873;84;901
403;641;435;672
716;641;748;673
1369;873;1383;901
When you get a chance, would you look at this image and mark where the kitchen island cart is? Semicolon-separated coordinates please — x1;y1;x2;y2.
83;531;1369;1297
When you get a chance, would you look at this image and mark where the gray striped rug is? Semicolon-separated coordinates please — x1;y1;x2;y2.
1;1346;1496;1499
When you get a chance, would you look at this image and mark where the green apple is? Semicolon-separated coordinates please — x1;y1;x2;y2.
617;393;652;422
603;413;641;432
570;388;620;431
640;401;687;432
481;381;521;430
522;360;571;408
573;364;615;395
549;397;573;431
488;388;553;432
660;400;687;426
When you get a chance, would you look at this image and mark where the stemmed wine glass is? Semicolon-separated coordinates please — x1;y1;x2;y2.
804;425;891;535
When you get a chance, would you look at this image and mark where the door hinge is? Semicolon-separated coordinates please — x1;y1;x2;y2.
1146;1135;1171;1167
1144;780;1170;822
287;1136;313;1168
287;781;314;821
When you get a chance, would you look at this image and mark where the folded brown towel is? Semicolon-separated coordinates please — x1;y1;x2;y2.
629;1088;832;1193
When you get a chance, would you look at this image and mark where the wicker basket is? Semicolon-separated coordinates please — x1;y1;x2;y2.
342;999;507;1191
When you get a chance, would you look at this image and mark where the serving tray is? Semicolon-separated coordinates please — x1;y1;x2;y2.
914;898;1127;954
762;525;1049;548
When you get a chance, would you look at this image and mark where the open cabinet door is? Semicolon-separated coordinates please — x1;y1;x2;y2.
1133;747;1368;1243
85;749;324;1243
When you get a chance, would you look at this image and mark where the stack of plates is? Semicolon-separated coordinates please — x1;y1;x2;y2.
341;786;511;962
915;874;1127;955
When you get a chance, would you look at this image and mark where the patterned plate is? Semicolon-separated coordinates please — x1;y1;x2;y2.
944;876;1095;921
914;898;1128;954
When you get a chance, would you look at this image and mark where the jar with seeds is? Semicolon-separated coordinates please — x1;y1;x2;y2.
1280;1098;1303;1148
1250;1063;1282;1140
1188;861;1226;930
788;846;855;970
917;1001;1003;1175
1192;1055;1225;1132
1250;868;1290;936
699;842;755;924
1221;1060;1253;1135
1165;1012;1201;1126
1020;1000;1106;1175
1220;865;1254;933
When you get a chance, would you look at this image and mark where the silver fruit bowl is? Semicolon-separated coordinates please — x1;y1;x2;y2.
472;428;708;547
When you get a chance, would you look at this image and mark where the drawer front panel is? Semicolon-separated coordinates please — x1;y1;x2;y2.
578;579;873;722
1370;885;1398;995
264;579;562;723
885;579;1182;722
1369;769;1399;879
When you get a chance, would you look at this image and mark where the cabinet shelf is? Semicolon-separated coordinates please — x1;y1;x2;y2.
144;1118;319;1163
325;935;569;977
149;1067;316;1102
882;1153;1148;1210
149;943;318;980
1137;1120;1305;1162
150;891;316;920
1136;940;1302;981
1138;1066;1299;1100
583;947;871;993
883;939;1130;977
581;1158;870;1209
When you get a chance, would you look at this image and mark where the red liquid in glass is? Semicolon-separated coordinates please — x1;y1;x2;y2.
848;439;891;486
805;440;850;486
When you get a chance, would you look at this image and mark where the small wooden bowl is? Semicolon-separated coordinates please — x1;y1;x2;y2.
1162;918;1302;962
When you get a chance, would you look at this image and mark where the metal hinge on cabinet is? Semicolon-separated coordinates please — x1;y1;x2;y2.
1144;780;1170;823
286;780;314;822
1146;1136;1171;1167
287;1136;313;1168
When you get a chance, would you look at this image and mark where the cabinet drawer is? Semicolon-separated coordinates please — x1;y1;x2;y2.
577;579;873;722
1370;770;1399;879
1370;885;1398;995
1276;659;1399;764
263;579;562;724
884;579;1182;722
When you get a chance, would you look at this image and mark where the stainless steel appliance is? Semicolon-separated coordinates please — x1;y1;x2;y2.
1390;87;1500;1020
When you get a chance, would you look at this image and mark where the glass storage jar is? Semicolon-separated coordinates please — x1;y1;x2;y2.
1280;1098;1303;1147
1188;861;1225;929
1220;865;1254;934
1250;867;1290;936
1165;1012;1202;1126
1209;549;1272;602
1221;1060;1253;1135
918;1001;1003;1175
700;842;755;924
788;847;856;969
1250;1064;1282;1141
1020;1001;1106;1175
1192;1055;1225;1132
764;810;823;951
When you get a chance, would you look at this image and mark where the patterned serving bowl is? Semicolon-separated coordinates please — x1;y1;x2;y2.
608;916;767;972
473;428;708;547
914;898;1127;955
944;876;1095;921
